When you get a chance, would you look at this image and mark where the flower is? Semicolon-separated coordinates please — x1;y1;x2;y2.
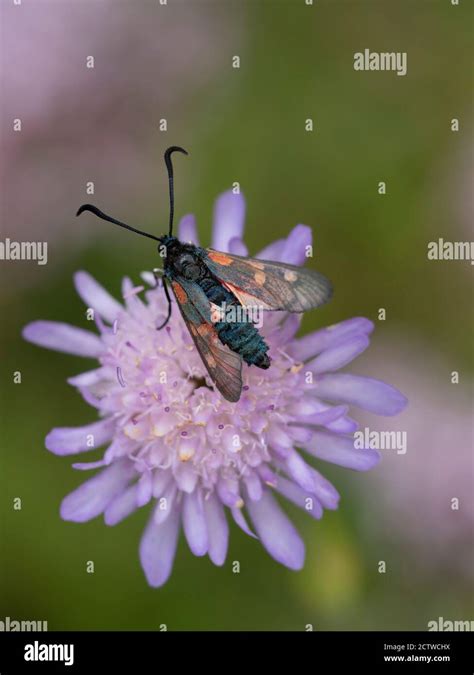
22;190;407;587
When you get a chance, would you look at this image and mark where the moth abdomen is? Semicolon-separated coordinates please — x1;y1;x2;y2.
215;320;270;369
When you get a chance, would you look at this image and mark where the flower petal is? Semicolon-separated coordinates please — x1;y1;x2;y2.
67;367;112;387
325;415;359;434
312;373;408;416
22;321;103;357
228;236;248;256
283;449;319;493
289;317;374;362
136;471;153;507
104;483;139;525
246;490;305;570
231;506;258;539
153;485;177;525
74;271;122;323
178;214;199;245
212;190;246;252
139;506;181;588
307;335;370;374
274;477;323;520
268;314;301;346
243;472;263;501
182;490;208;556
60;459;135;522
72;459;107;471
292;404;349;427
303;430;380;471
280;225;312;265
45;418;115;455
306;468;340;509
204;493;229;566
256;238;286;261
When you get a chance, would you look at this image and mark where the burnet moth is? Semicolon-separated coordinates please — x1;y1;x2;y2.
77;146;333;402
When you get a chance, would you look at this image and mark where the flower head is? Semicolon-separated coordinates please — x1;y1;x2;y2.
23;191;407;587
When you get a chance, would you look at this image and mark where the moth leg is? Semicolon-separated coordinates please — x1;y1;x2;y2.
152;268;164;289
156;275;172;330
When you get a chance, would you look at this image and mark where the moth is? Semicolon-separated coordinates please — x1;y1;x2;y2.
77;146;332;402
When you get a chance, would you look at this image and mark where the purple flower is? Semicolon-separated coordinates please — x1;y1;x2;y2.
23;190;407;587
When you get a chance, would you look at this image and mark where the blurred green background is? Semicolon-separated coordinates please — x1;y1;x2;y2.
1;0;472;630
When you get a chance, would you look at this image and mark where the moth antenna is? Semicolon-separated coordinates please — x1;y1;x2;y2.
76;204;162;243
164;146;188;237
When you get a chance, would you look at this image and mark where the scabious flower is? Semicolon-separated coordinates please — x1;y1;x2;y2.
23;191;407;587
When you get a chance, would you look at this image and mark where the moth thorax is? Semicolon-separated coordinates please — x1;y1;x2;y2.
178;253;202;281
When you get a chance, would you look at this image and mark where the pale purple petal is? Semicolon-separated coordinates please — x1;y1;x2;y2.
212;190;246;252
78;388;101;409
45;418;115;455
182;490;208;556
153;484;177;525
289;317;374;362
292;404;349;427
22;321;103;357
204;493;229;566
72;459;107;471
275;477;323;520
60;460;136;522
139;506;181;588
287;425;313;444
268;314;301;347
231;506;258;539
276;459;340;509
178;214;199;245
136;471;153;507
307;335;370;374
152;470;172;498
246;490;305;570
257;465;282;488
283;449;319;493
306;468;340;509
74;271;122;323
279;225;312;265
104;483;139;525
312;373;407;416
228;236;248;256
67;367;112;387
217;479;243;508
325;415;359;434
243;472;263;501
303;430;380;471
256;238;286;261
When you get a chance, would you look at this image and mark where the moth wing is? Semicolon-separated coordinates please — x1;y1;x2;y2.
200;249;332;312
168;278;243;402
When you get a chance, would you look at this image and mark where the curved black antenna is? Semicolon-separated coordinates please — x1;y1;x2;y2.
164;146;188;236
76;204;162;243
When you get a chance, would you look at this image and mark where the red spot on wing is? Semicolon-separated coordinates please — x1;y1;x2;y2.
172;281;187;304
208;250;233;266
